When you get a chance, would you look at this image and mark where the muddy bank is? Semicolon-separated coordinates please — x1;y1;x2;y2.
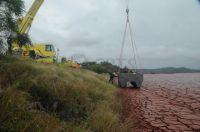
120;73;200;132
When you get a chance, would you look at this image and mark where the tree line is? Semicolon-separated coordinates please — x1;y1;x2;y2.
82;61;120;74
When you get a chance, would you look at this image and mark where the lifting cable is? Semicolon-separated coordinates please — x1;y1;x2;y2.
119;1;143;71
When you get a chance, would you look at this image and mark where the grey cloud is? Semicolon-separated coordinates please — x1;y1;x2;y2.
25;0;200;69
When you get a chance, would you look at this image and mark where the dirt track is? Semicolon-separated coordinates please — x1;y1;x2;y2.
120;74;200;132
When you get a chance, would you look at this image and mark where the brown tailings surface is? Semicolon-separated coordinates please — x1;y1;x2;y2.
120;73;200;132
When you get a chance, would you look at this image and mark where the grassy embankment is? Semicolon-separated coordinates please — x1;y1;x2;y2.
0;56;130;132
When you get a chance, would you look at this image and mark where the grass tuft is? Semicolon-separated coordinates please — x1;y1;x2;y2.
0;56;130;132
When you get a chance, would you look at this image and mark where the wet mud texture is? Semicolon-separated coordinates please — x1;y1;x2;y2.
120;74;200;132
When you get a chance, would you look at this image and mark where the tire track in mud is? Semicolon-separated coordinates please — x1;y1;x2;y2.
120;74;200;132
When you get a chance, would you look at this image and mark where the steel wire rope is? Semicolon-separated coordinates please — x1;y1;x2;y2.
119;0;143;72
129;11;144;72
119;15;128;68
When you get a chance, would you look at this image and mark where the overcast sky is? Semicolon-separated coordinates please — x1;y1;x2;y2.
25;0;200;69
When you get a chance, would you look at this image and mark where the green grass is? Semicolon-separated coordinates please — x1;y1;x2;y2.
0;56;130;132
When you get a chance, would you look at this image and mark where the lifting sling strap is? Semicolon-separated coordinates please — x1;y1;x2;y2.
119;6;138;71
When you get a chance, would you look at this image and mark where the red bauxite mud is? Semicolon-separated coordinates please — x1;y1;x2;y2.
120;73;200;132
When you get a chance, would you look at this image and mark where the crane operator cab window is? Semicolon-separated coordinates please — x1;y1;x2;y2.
45;45;55;52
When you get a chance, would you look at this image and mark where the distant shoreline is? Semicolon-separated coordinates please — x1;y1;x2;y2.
143;73;200;75
139;67;200;74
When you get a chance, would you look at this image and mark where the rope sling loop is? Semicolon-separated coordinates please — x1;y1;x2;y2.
119;5;138;71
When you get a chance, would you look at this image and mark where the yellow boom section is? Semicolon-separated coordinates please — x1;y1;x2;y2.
18;0;44;34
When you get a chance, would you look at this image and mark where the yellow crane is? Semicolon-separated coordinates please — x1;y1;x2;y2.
12;0;56;63
19;0;44;34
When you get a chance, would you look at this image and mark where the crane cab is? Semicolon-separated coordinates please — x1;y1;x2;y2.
33;44;55;57
28;44;56;63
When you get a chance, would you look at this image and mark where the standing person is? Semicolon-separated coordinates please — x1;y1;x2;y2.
109;71;118;84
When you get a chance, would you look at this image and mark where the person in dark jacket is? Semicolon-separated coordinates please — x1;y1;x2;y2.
109;72;118;84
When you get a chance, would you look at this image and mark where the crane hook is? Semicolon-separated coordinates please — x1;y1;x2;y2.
126;8;129;15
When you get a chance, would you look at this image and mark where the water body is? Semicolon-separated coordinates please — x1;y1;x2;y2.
120;73;200;132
